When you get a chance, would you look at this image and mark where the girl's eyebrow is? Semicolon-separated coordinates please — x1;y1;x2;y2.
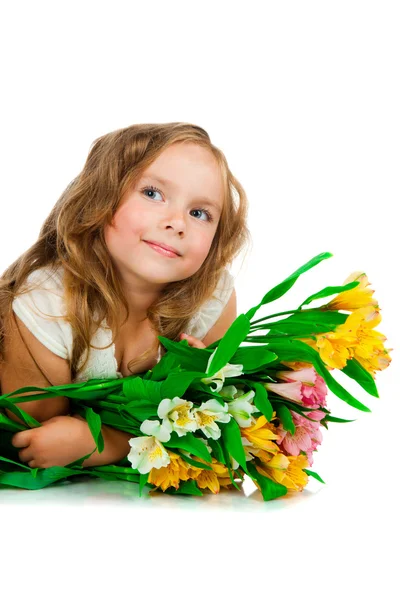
141;173;222;214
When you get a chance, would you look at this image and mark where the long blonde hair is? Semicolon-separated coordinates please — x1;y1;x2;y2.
0;122;251;381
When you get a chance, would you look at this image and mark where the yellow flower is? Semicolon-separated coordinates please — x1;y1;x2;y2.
241;415;282;453
179;456;234;494
193;458;233;493
300;305;392;376
301;331;355;370
345;305;392;376
324;272;379;311
148;450;191;492
148;449;234;495
255;453;309;492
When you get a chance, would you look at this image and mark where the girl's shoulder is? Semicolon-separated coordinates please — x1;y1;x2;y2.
12;264;72;360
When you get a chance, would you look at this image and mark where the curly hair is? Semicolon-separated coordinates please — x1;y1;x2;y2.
0;122;251;381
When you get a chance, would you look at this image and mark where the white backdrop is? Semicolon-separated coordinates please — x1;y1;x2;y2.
0;1;398;598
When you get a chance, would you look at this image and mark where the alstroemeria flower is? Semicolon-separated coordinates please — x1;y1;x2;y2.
192;398;231;440
274;367;328;408
140;417;173;442
324;271;379;312
275;410;325;467
127;435;171;474
219;385;258;428
264;380;303;403
157;396;198;437
201;348;244;393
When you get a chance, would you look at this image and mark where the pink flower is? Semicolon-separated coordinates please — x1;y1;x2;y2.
276;409;325;467
274;367;328;409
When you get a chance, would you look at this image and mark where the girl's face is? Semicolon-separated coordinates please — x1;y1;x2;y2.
104;142;224;288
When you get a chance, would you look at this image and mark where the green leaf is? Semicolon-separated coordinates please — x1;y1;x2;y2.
163;431;212;463
249;381;273;422
275;404;295;435
122;377;162;404
158;337;212;372
299;281;360;308
0;399;42;428
304;469;326;484
245;252;333;320
120;400;159;422
173;449;213;470
149;351;181;381
341;358;379;398
246;461;288;501
84;407;104;453
253;310;348;338
0;465;92;490
161;371;209;400
139;472;149;497
218;436;243;490
207;314;251;375
207;439;226;465
0;411;26;432
323;415;357;423
230;345;278;372
221;418;249;474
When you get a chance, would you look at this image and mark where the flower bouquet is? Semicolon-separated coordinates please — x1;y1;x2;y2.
0;252;392;501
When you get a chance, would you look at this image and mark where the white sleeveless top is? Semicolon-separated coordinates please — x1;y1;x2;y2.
12;265;235;383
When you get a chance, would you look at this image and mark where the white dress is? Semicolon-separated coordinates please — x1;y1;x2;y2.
12;265;235;382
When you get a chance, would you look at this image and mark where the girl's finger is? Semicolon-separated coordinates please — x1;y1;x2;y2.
180;333;206;349
11;431;30;448
18;448;34;463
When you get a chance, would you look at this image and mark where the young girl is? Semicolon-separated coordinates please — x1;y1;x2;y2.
0;122;251;470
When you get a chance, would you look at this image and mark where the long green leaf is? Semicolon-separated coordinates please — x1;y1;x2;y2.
163;431;212;463
245;252;333;321
341;358;379;398
299;281;360;308
275;404;296;435
207;314;251;376
84;406;105;453
221;418;249;475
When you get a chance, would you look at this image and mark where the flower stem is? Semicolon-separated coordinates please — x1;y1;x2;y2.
250;308;312;326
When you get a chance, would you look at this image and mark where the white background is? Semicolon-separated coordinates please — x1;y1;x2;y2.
0;1;398;598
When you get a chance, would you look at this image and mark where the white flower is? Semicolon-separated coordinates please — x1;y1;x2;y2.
201;349;244;393
219;385;239;399
229;390;258;428
157;396;198;437
192;398;231;440
127;435;171;474
220;385;259;428
140;418;172;442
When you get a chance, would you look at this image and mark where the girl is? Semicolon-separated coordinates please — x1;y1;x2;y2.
0;122;251;470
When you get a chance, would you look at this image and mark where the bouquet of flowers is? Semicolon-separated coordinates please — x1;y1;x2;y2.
0;252;392;501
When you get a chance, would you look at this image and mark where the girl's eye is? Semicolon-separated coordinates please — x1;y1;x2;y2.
140;185;214;223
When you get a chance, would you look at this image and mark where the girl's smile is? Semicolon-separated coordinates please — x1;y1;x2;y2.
143;240;181;258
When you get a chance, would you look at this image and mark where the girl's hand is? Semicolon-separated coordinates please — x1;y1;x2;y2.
179;333;206;349
11;415;96;469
